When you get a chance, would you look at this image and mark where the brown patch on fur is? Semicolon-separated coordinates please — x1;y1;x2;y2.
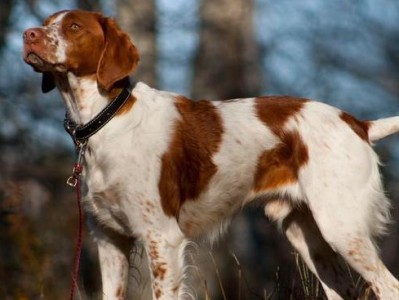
147;240;167;280
340;111;370;142
347;238;379;273
348;249;356;257
116;285;125;299
172;285;179;293
253;97;308;192
158;96;223;217
152;262;167;280
155;288;162;299
255;96;307;136
254;131;309;191
148;240;159;260
97;17;139;91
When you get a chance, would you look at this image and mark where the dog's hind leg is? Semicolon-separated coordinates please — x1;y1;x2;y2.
302;175;399;299
309;209;399;299
281;207;359;300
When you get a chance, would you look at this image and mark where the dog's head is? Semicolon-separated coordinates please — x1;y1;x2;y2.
23;9;139;92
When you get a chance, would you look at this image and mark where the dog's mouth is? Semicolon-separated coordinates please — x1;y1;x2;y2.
24;48;49;72
26;52;45;67
24;51;66;73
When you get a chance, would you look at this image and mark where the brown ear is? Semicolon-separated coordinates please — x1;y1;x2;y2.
42;72;55;93
97;18;139;91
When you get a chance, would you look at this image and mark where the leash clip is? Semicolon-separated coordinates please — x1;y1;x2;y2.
66;141;87;187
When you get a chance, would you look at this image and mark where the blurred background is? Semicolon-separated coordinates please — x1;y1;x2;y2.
1;0;399;299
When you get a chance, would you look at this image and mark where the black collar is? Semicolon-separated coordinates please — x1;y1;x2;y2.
64;87;132;145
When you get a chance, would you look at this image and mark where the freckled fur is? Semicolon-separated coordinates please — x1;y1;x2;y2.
23;9;399;300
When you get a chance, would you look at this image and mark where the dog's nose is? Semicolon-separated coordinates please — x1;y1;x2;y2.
23;28;43;44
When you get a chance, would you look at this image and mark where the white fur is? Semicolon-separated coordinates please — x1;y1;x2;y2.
46;12;68;65
79;82;399;299
29;11;399;300
369;116;399;141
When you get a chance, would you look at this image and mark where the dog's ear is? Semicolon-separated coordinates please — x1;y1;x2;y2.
42;72;55;93
97;17;139;91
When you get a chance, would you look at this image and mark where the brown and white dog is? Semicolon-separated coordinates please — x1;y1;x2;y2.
23;9;399;300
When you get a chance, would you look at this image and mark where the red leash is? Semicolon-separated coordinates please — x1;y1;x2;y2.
67;144;86;300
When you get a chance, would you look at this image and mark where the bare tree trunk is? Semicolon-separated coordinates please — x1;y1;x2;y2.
192;0;263;100
0;0;12;54
77;0;102;10
190;2;266;299
117;0;158;87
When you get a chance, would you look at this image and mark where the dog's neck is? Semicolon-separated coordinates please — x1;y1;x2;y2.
55;72;109;125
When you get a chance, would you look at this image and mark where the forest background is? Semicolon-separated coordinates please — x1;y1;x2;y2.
1;0;399;299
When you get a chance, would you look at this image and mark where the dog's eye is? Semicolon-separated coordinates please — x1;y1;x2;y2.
70;23;80;31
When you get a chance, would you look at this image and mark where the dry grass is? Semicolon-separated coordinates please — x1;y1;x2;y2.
187;249;376;300
69;246;376;300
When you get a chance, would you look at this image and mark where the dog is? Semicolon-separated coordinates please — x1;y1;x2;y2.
23;9;399;300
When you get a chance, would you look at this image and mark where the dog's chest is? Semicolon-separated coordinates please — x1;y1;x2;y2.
81;131;174;236
84;144;159;236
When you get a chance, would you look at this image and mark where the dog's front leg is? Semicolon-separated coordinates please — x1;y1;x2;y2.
95;229;131;300
144;228;188;300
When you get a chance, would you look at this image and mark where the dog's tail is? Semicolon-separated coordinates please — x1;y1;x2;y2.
368;116;399;142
